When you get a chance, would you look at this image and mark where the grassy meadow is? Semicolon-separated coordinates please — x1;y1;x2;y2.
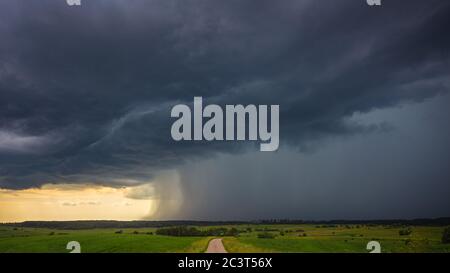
0;224;449;253
0;227;211;253
222;224;450;253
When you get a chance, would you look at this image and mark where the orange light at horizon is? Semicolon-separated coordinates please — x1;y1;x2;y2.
0;184;155;222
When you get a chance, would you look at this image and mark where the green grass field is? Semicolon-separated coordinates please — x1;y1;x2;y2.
222;225;450;253
0;224;448;253
0;227;211;253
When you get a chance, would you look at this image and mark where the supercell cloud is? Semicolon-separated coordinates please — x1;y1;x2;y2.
0;0;449;219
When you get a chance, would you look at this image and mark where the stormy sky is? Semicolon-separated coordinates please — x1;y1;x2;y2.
0;0;449;220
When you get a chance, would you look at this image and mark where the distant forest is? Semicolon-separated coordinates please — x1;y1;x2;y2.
1;217;450;230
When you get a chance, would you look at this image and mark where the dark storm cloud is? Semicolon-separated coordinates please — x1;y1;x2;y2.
174;95;450;220
0;0;449;189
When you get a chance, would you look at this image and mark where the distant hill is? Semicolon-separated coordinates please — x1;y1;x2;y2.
258;217;450;226
1;217;450;229
0;220;247;229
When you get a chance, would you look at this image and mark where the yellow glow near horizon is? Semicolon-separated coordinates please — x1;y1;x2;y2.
0;184;155;222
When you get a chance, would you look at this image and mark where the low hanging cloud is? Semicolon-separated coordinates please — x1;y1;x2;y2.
61;201;101;207
0;0;449;196
0;130;52;154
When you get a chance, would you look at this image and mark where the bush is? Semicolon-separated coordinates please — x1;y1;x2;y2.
399;227;412;236
226;227;239;237
263;228;279;232
257;232;276;239
442;227;450;244
115;230;123;234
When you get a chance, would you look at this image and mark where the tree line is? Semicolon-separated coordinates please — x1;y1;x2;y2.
155;226;239;237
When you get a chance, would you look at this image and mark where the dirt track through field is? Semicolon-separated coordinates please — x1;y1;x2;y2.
205;238;227;253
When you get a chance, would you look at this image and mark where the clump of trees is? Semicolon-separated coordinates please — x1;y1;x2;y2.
255;227;279;232
399;227;412;236
226;228;239;236
257;232;276;239
315;224;339;228
155;226;240;237
156;226;203;236
442;227;450;244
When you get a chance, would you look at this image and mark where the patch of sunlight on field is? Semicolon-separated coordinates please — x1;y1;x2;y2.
184;237;214;253
223;237;271;253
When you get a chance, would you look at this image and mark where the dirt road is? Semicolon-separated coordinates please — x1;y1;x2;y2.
205;238;227;253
